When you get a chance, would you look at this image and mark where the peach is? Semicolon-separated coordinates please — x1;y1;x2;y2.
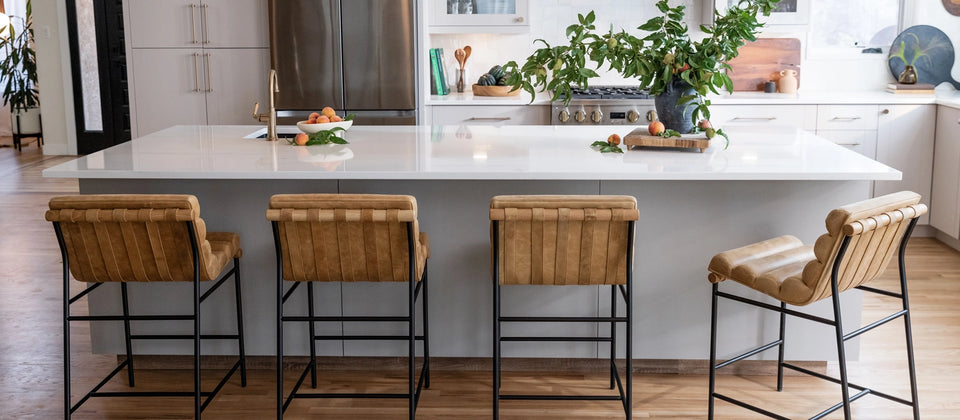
316;115;331;123
607;133;621;146
321;107;336;118
648;121;665;136
308;118;317;124
294;133;309;146
330;115;343;122
308;112;321;120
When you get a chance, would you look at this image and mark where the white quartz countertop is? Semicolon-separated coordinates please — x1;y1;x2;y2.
428;89;960;108
43;125;900;181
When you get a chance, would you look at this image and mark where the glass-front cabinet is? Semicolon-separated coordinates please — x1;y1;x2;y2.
430;0;529;33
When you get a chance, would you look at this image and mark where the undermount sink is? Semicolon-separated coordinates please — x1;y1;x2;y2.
243;127;300;139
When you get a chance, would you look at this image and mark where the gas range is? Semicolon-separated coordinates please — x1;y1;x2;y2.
551;85;658;126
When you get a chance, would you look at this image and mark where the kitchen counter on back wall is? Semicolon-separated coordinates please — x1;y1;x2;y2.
44;125;896;363
427;89;960;107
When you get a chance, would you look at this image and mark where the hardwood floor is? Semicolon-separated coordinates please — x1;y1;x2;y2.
1;146;958;419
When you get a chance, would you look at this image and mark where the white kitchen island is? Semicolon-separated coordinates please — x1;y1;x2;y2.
44;125;900;363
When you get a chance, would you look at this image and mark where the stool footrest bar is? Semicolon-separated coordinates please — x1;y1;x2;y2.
312;335;424;341
855;285;903;299
501;336;612;342
69;315;194;321
715;339;783;370
295;392;413;399
284;315;410;322
68;283;103;304
500;394;623;401
500;316;628;323
716;291;835;325
782;363;914;406
842;310;907;342
130;334;239;340
712;393;790;420
809;389;871;420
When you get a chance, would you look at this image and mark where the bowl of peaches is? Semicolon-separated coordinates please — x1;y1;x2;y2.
297;107;354;134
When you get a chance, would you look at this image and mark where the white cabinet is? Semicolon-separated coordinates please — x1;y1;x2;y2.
931;106;960;238
816;105;879;131
877;105;935;225
709;105;817;131
130;49;208;136
816;130;877;159
128;0;267;48
131;49;269;135
204;49;270;125
432;105;549;125
430;0;529;33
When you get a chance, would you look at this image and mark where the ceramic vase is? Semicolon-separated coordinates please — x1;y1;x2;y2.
654;79;697;134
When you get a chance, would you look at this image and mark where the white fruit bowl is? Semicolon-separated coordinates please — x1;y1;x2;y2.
297;120;353;134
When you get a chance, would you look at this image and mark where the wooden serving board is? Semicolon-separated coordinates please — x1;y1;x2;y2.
624;128;710;153
726;38;801;91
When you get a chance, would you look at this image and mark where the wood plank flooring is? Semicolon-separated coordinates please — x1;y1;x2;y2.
1;146;958;419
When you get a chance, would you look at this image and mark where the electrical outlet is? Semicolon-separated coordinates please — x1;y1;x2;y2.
41;26;51;39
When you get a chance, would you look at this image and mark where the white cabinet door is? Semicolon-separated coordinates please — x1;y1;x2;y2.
432;105;549;125
199;0;269;48
128;0;201;48
130;49;208;136
816;130;878;159
430;0;529;33
931;106;960;238
708;105;817;131
877;105;936;224
204;49;270;125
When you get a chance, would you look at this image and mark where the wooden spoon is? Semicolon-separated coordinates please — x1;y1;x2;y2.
455;48;466;71
463;46;472;67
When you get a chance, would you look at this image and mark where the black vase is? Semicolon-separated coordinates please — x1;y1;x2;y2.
654;80;697;134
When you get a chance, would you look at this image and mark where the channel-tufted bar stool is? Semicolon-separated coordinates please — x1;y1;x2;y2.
267;194;430;419
489;195;639;419
707;191;926;420
46;194;246;419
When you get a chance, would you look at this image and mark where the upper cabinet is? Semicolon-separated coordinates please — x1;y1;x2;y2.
128;0;268;49
430;0;529;33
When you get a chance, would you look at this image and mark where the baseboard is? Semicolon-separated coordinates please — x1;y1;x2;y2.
121;355;825;376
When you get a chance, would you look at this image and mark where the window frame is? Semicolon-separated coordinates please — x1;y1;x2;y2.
805;0;905;60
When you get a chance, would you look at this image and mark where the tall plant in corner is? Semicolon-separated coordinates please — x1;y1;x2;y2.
506;0;778;138
0;0;39;115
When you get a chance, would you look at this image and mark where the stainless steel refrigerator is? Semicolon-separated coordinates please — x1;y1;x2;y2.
269;0;418;125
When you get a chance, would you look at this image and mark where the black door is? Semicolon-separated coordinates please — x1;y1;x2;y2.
65;0;130;155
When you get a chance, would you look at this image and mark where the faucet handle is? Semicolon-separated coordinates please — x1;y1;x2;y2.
252;102;267;122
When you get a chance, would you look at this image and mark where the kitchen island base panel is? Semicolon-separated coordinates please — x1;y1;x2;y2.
78;178;869;362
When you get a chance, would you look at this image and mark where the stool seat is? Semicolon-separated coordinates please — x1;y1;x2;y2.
708;235;815;306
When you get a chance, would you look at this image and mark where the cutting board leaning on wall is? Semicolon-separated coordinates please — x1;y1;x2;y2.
726;38;802;91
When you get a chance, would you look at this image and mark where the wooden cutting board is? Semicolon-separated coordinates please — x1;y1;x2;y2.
623;129;710;153
726;38;801;91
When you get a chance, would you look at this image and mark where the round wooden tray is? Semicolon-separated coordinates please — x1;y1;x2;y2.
472;84;521;97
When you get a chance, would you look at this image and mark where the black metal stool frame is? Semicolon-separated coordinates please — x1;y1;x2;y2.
55;221;248;419
492;220;635;419
708;218;921;420
273;221;430;420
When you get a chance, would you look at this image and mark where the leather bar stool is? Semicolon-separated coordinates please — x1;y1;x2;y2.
267;194;430;419
46;194;246;419
707;191;926;419
489;195;639;419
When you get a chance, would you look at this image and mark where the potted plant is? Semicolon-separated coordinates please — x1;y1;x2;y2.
506;0;778;138
0;0;40;144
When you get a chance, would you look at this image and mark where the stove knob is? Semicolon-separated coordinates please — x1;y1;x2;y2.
559;109;570;123
627;110;640;123
574;110;586;123
591;110;603;123
646;110;658;122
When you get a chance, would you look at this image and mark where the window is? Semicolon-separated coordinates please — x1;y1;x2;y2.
808;0;902;51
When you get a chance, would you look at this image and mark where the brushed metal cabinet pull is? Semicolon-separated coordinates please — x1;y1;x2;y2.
467;117;511;121
204;53;213;93
190;4;198;44
831;116;862;121
732;116;776;121
193;52;201;92
201;4;210;44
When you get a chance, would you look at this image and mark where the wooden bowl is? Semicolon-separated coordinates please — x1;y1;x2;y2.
472;84;521;97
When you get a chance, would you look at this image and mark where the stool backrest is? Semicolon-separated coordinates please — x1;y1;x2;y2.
801;191;926;304
490;195;639;286
266;194;421;282
44;194;216;283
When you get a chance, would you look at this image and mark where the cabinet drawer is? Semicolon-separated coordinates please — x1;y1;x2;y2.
817;105;878;131
816;130;877;159
708;105;816;131
431;105;549;125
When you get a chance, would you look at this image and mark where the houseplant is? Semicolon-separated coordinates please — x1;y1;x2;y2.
506;0;779;136
0;0;40;137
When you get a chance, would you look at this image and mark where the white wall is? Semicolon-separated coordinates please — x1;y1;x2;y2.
33;0;77;155
429;0;960;93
